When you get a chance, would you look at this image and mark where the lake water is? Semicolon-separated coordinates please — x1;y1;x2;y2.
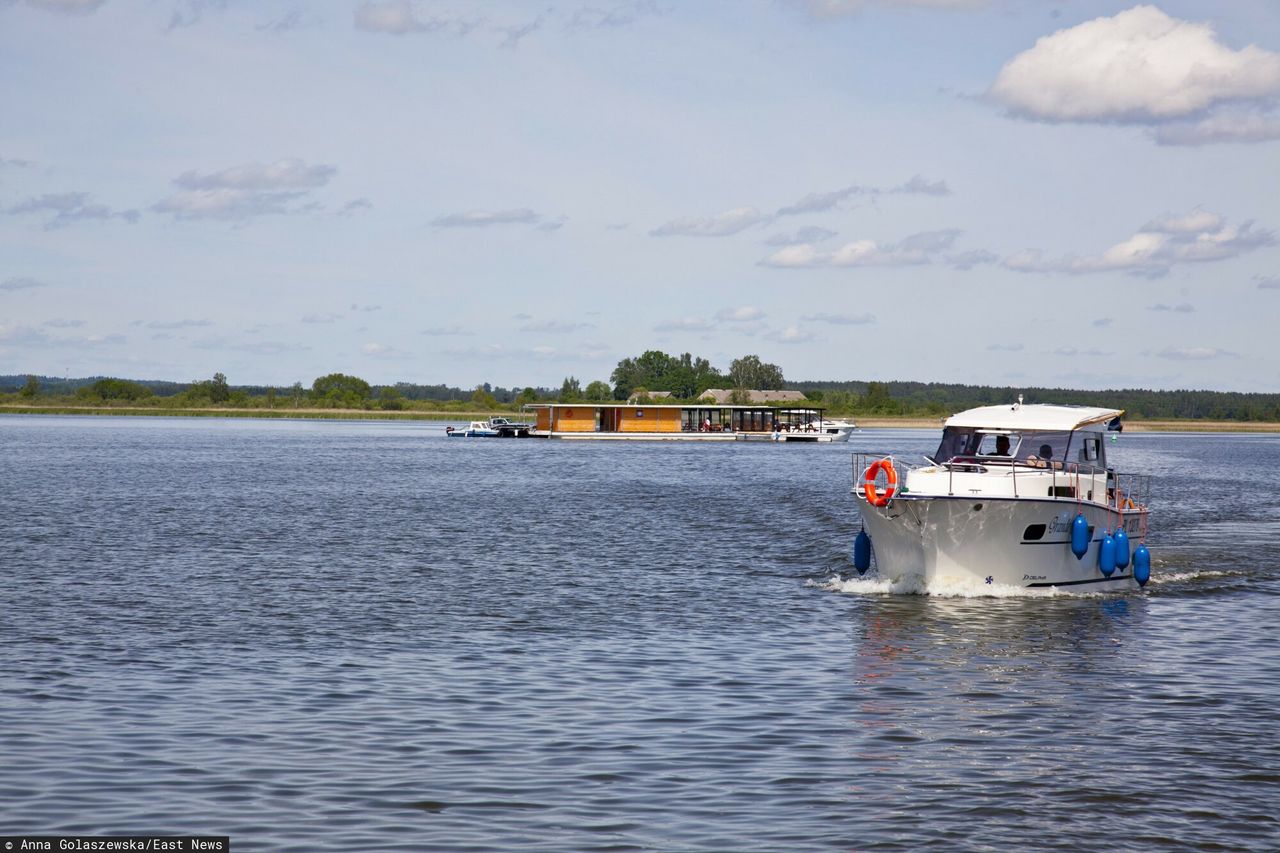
2;416;1278;851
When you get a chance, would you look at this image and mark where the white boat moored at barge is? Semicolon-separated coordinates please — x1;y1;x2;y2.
852;400;1152;591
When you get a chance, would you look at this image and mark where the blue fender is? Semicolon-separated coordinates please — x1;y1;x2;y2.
1133;544;1151;586
1070;513;1089;560
853;529;871;575
1098;531;1116;577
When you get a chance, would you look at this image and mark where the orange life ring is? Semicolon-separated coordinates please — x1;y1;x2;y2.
863;458;898;507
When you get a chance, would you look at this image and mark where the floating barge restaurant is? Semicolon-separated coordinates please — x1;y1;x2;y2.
523;403;845;441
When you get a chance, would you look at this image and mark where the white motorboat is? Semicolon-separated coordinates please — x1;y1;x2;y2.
852;400;1152;591
446;417;535;438
809;417;856;441
446;420;501;438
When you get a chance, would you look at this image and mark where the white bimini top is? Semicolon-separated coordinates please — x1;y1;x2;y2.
944;403;1123;432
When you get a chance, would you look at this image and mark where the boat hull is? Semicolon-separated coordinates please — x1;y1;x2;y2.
859;495;1147;590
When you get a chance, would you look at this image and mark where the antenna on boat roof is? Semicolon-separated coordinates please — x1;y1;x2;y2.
1015;394;1023;410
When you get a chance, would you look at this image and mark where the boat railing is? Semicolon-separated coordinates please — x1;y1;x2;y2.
851;452;925;499
852;451;1151;510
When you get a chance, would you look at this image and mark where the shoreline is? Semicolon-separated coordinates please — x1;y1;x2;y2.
2;405;1278;432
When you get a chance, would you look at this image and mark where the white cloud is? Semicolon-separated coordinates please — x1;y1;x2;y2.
760;228;960;268
764;226;837;246
987;343;1023;352
421;325;473;336
145;318;213;329
0;323;49;345
1053;346;1112;356
777;187;859;217
1148;303;1195;313
175;159;336;191
893;175;951;196
653;316;715;332
715;306;765;322
10;192;139;229
520;319;594;333
775;175;950;217
302;313;343;324
20;0;105;15
154;159;335;221
949;249;998;271
800;311;876;325
1004;211;1274;277
354;1;446;35
1142;210;1223;234
43;318;84;328
432;208;542;228
1;276;48;291
154;189;304;220
167;0;227;31
650;207;767;237
1092;318;1114;327
568;2;666;31
1154;110;1280;146
1156;346;1236;360
805;0;987;16
764;324;818;344
339;198;373;216
362;342;412;359
1256;275;1280;290
191;336;308;355
988;6;1280;144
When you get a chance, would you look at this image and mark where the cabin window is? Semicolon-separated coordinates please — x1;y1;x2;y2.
933;427;979;463
1023;524;1046;540
977;432;1020;457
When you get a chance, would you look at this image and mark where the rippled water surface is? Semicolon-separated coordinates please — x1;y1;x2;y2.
2;417;1279;851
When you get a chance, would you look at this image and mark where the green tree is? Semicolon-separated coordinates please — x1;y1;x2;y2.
471;385;498;409
19;375;38;399
265;387;277;408
860;381;897;414
610;350;722;399
210;372;230;404
584;380;612;401
291;381;303;408
728;355;784;390
378;386;406;410
312;373;371;408
516;387;538;405
78;378;153;402
559;376;583;402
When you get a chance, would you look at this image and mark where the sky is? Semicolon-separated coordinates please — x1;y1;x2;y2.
1;0;1279;392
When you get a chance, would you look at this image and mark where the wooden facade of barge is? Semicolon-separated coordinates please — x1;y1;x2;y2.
523;403;834;441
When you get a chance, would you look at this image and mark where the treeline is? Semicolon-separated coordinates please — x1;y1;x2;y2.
6;370;1280;421
790;380;1280;421
0;373;561;412
0;374;555;405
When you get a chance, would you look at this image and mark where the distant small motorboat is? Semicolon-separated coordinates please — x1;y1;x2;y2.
446;421;500;438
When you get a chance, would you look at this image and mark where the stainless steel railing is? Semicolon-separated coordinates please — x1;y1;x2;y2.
852;451;1151;511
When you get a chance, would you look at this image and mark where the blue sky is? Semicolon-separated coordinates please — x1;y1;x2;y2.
2;0;1278;391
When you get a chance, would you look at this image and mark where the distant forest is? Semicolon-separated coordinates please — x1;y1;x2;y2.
0;375;553;405
787;380;1280;421
3;372;1280;421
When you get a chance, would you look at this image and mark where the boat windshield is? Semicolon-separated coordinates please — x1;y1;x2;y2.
933;427;1074;466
